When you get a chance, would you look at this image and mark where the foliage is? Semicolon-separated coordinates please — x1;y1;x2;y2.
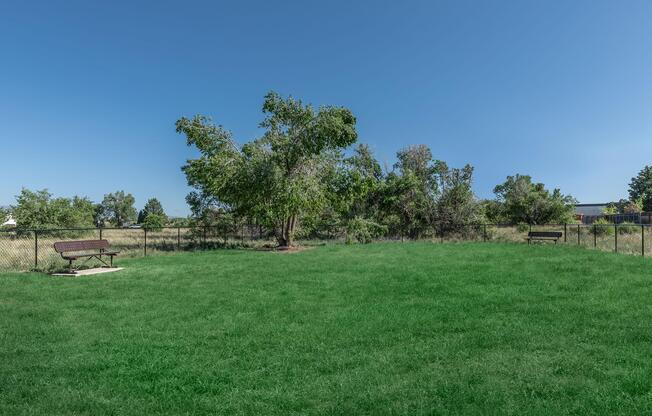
12;188;95;231
141;213;166;231
623;198;643;214
168;217;192;227
379;145;438;238
602;203;618;215
380;171;432;238
345;216;387;244
0;206;12;228
378;145;481;238
516;223;530;233
491;174;576;224
185;191;223;226
330;144;383;223
97;191;137;227
435;163;482;229
590;218;614;236
176;92;357;246
604;198;643;215
629;165;652;211
138;198;166;224
174;95;582;242
481;199;504;224
617;221;639;235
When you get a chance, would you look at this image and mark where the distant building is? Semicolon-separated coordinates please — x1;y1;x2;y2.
575;203;652;224
575;203;609;218
575;203;609;223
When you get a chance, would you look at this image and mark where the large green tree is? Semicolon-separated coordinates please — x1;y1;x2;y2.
12;188;95;230
435;163;482;228
490;174;576;224
176;92;357;247
98;191;137;227
379;146;481;238
138;198;166;224
381;171;432;238
628;165;652;211
381;145;440;238
330;144;383;222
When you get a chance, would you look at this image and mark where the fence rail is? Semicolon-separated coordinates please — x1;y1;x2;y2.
1;223;650;272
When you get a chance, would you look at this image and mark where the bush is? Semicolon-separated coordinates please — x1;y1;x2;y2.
590;218;614;236
142;213;166;231
617;221;639;235
345;217;387;244
516;223;530;233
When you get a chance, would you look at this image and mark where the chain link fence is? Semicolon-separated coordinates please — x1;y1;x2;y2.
1;223;650;272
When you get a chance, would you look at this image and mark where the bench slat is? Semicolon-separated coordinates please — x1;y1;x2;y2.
527;231;562;238
54;239;110;253
61;251;119;260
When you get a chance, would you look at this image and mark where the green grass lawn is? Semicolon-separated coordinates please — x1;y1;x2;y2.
2;242;652;415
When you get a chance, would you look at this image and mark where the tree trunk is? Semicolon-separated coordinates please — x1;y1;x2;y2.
288;214;297;246
277;215;297;248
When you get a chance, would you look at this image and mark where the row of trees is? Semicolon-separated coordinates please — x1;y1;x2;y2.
177;92;577;246
3;92;583;241
4;189;168;230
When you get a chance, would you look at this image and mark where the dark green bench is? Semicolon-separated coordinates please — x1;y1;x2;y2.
526;231;562;244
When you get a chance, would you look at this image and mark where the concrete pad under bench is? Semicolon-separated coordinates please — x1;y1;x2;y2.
51;267;123;277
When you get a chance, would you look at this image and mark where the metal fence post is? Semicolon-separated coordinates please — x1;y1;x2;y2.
144;228;147;256
642;224;645;257
203;225;207;249
177;227;181;251
483;224;487;242
614;224;618;253
99;228;103;240
34;230;38;269
593;224;597;248
564;223;567;243
577;224;580;245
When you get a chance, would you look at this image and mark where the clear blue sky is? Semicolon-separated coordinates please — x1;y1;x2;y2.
2;0;652;216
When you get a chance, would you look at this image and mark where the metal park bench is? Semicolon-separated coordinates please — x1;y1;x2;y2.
53;239;120;271
526;231;562;244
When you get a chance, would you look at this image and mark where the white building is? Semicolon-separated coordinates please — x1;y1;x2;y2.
574;203;609;217
2;215;16;228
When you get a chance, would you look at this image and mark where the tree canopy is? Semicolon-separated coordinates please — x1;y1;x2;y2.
176;91;357;246
97;191;137;227
628;165;652;211
138;198;166;224
12;188;95;230
488;174;576;224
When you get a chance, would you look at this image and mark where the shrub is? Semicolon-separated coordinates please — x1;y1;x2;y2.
617;221;639;235
590;218;614;236
345;217;387;244
516;223;530;233
142;213;166;231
